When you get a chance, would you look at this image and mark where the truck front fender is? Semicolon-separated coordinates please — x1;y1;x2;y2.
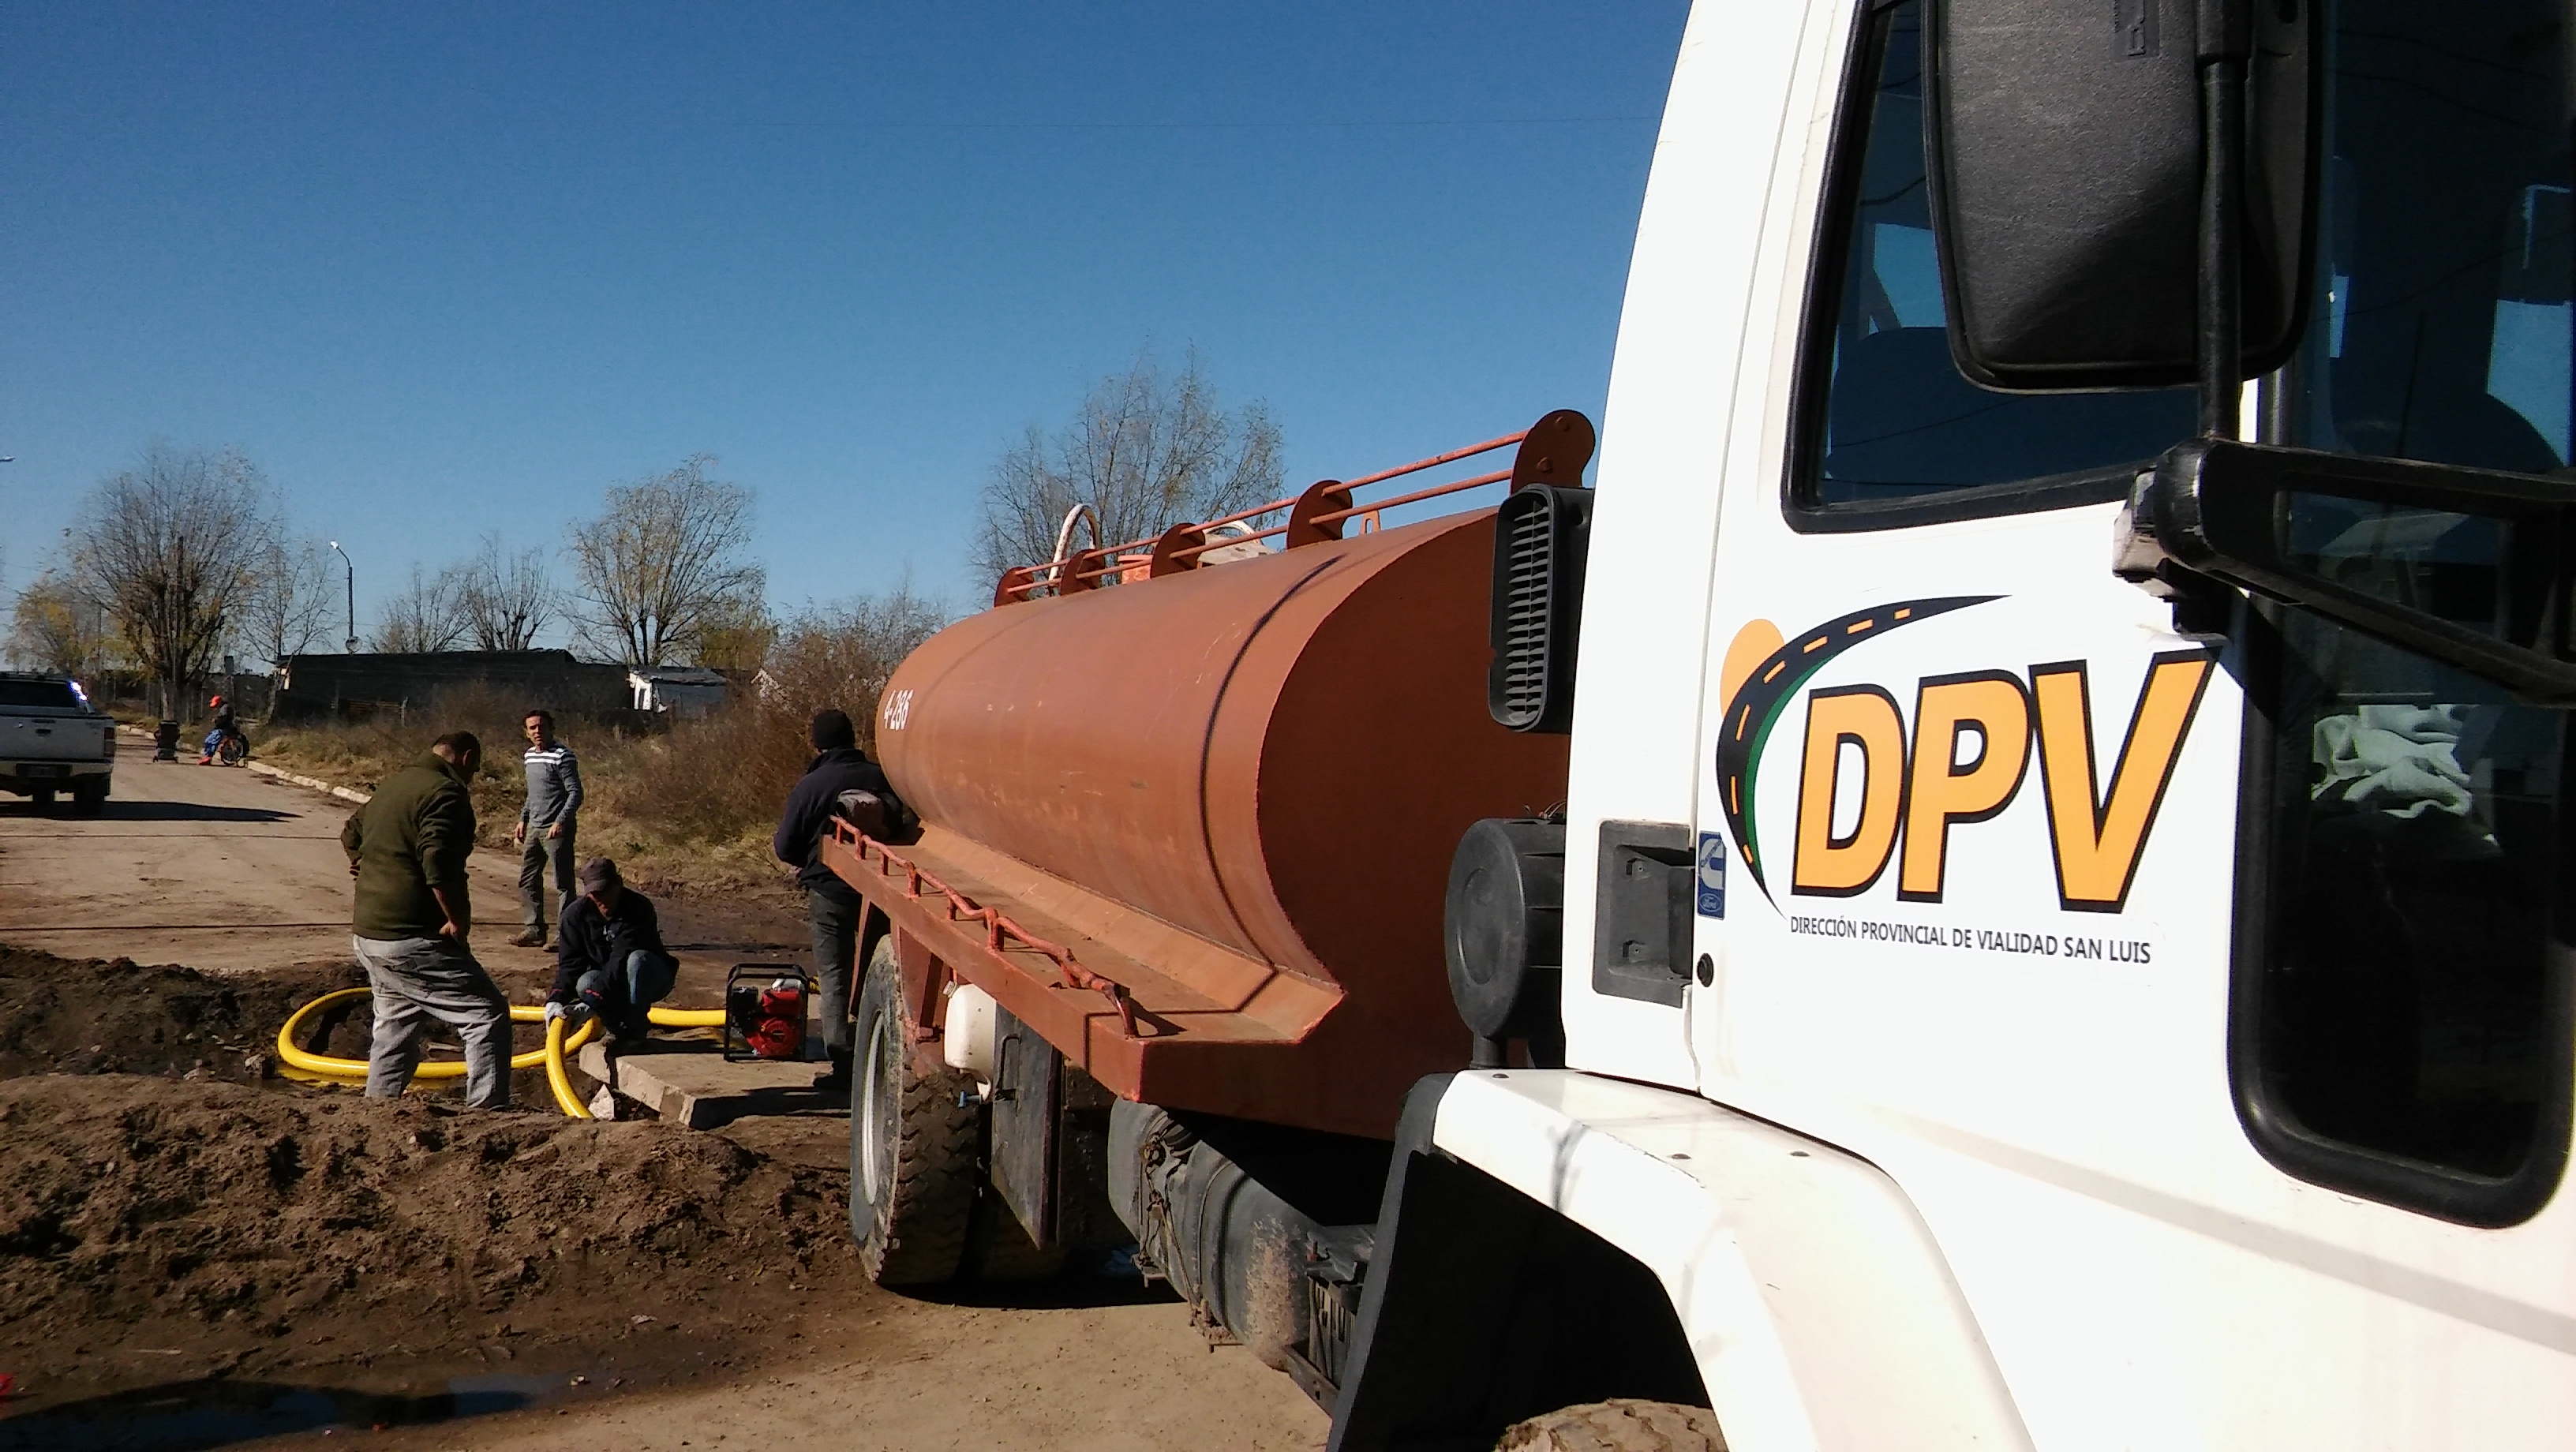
1331;1071;2033;1452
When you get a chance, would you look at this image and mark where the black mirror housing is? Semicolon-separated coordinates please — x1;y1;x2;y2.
2120;440;2576;702
1925;0;2316;390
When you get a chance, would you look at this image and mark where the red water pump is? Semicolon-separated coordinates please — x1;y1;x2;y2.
722;965;808;1061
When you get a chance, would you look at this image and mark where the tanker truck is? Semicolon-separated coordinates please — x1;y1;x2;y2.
822;0;2576;1446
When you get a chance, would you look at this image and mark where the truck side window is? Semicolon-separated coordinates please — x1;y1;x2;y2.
2244;606;2570;1223
1792;0;2194;520
2237;0;2574;1226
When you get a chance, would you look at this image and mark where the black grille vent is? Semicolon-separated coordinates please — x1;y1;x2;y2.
1487;484;1592;733
1496;502;1553;724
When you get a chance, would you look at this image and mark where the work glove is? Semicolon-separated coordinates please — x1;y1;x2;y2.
543;1001;571;1023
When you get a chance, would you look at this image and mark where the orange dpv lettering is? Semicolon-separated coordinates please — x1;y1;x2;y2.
1789;653;2210;908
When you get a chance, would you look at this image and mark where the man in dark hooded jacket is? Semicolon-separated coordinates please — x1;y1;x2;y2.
772;708;900;1089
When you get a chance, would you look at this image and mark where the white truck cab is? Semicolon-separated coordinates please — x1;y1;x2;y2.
1336;0;2576;1447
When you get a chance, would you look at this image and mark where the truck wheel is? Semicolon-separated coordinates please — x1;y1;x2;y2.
71;779;108;815
1495;1400;1728;1452
848;936;979;1285
29;788;55;810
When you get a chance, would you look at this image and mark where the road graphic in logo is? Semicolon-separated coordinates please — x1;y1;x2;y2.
1713;597;2000;906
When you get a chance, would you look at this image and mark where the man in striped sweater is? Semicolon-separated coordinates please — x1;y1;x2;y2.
509;709;583;949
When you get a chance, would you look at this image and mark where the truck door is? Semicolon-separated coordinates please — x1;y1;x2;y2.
1680;0;2574;1435
1684;0;2211;1102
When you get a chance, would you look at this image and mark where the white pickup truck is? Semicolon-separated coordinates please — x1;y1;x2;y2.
0;673;114;814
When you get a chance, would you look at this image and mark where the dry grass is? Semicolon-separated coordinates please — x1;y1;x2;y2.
252;590;945;900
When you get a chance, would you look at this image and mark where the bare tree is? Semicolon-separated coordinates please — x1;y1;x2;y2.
369;563;472;653
237;539;337;672
760;582;949;750
567;455;766;666
8;571;117;677
972;347;1285;586
455;533;557;651
67;443;278;718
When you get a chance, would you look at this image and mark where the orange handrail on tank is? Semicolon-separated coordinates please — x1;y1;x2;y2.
1305;466;1512;526
991;412;1591;605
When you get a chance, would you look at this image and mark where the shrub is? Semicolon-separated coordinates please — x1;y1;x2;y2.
602;587;946;848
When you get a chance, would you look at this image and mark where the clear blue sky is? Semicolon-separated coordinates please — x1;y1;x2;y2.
1;2;1689;641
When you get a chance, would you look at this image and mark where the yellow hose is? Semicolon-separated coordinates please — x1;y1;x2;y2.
273;987;601;1080
273;990;748;1117
544;1015;593;1118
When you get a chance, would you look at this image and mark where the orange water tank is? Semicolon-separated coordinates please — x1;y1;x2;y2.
855;507;1568;1136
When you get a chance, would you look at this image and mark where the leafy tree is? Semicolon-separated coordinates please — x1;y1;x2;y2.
8;571;117;677
695;598;779;675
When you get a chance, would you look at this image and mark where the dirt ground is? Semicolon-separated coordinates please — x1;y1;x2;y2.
0;758;1329;1450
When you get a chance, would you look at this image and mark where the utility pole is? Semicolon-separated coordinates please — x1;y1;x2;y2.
331;541;358;652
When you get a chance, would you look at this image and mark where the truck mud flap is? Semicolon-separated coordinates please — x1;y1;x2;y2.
1327;1074;1708;1452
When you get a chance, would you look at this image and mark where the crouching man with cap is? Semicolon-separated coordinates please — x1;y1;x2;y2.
543;857;678;1046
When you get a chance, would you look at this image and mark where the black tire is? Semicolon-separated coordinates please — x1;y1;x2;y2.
1496;1401;1729;1452
71;779;108;815
849;936;980;1285
29;788;55;809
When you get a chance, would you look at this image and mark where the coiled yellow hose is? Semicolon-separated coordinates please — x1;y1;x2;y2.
275;988;733;1117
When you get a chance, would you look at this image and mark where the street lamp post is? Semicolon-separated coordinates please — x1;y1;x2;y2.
330;541;358;653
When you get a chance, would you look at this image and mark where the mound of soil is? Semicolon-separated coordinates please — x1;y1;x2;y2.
0;1074;863;1401
0;942;888;1420
0;948;363;1081
1;944;611;1103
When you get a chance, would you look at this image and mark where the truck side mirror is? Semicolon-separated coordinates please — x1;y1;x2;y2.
2119;440;2576;703
1923;0;2316;389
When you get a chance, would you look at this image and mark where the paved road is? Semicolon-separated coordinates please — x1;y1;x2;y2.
0;746;392;973
0;740;585;979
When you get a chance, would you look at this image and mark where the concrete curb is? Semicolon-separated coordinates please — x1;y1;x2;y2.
245;760;373;805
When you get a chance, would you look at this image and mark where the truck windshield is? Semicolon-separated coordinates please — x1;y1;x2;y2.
0;680;84;712
2245;0;2574;1223
2286;2;2574;469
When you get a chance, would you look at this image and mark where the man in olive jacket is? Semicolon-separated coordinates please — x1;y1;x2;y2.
339;730;514;1108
